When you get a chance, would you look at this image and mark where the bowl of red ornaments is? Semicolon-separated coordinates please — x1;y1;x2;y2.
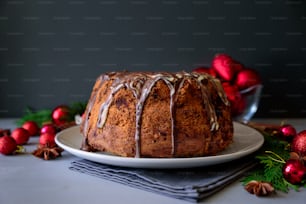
193;53;263;123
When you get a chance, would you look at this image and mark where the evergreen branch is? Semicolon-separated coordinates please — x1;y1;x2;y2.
16;102;87;127
16;108;52;127
242;127;301;193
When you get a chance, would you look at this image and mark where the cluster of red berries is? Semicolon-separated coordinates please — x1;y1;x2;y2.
0;121;58;155
0;105;70;156
193;53;261;116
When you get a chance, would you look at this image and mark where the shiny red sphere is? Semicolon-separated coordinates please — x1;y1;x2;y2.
0;135;17;155
40;124;57;135
52;105;70;126
39;133;56;147
212;54;236;81
279;124;297;139
291;130;306;156
235;69;261;90
11;127;30;145
22;121;40;136
282;159;305;184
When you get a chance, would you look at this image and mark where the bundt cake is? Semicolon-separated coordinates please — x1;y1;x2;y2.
80;71;233;158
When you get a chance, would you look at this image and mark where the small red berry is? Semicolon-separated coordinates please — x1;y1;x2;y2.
39;133;56;147
0;135;17;155
22;121;40;136
11;127;30;145
40;124;57;135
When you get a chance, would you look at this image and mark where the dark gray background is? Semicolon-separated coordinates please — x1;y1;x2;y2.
1;0;306;118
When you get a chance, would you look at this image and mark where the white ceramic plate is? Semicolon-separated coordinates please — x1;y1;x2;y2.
55;122;264;169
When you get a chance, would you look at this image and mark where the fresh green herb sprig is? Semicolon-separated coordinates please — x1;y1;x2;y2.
16;108;52;127
242;130;301;192
16;102;87;127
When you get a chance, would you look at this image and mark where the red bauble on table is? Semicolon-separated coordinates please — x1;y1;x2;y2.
39;133;56;147
279;124;297;140
40;124;57;135
22;121;40;136
282;159;305;184
52;105;70;126
0;135;17;155
291;130;306;156
11;127;30;145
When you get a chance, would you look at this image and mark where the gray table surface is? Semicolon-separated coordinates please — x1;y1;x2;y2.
1;118;305;204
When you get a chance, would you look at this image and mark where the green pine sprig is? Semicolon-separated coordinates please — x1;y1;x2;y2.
16;102;87;127
16;108;52;127
68;102;87;120
242;129;301;193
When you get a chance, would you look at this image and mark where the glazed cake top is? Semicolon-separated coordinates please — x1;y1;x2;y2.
83;71;230;157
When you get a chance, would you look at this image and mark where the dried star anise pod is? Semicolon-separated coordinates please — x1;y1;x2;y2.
32;144;64;160
245;180;275;196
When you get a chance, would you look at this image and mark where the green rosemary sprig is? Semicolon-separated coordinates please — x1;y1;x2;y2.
242;128;301;192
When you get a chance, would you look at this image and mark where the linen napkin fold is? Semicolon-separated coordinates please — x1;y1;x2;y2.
69;156;256;202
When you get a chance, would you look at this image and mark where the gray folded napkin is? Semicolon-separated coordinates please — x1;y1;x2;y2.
69;157;256;202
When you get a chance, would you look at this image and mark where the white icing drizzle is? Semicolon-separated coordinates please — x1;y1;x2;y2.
92;72;229;158
83;75;108;137
97;83;124;128
134;75;177;157
194;74;220;131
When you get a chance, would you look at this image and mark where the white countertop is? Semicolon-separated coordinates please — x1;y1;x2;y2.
0;118;305;204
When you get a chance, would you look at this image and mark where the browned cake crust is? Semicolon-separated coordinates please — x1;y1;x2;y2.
80;71;233;158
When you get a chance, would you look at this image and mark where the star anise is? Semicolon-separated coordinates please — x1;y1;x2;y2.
245;180;275;196
32;144;64;160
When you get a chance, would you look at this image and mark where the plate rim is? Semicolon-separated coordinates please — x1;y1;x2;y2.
55;122;264;169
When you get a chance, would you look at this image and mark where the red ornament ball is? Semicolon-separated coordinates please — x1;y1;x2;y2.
282;159;305;184
235;69;261;90
40;124;57;135
52;105;70;126
212;54;236;81
0;135;17;155
39;133;56;147
22;121;40;136
291;130;306;156
11;127;30;145
279;124;297;140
